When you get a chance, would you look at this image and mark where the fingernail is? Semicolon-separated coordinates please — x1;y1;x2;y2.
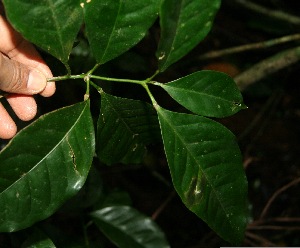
27;70;47;93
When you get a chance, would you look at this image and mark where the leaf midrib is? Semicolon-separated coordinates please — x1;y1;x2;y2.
158;107;235;231
163;84;236;105
103;94;143;144
46;0;65;61
101;0;123;62
0;102;88;196
160;0;184;70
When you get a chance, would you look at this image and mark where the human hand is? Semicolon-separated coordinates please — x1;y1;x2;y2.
0;15;55;139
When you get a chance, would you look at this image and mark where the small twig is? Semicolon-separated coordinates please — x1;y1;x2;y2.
242;156;256;169
271;217;300;223
198;34;300;60
151;170;172;188
47;74;83;82
234;0;300;26
251;217;300;226
234;46;300;91
260;177;300;219
151;191;176;220
248;225;300;231
245;231;278;247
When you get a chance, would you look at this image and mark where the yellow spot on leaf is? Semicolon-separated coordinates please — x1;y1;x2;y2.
158;52;165;60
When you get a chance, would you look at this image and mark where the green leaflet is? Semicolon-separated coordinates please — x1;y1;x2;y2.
91;206;170;248
158;70;246;118
97;92;160;165
157;107;248;245
0;101;95;232
157;0;220;71
83;0;160;64
3;0;83;66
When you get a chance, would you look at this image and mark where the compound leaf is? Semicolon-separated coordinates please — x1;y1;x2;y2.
83;0;160;64
157;0;220;71
157;70;246;117
157;107;248;245
3;0;83;65
91;206;170;248
97;92;160;165
0;101;95;232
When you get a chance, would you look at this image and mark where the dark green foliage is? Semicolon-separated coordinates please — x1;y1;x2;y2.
157;71;246;117
91;206;170;248
157;107;248;244
0;101;94;232
0;0;248;246
157;0;220;71
3;0;83;67
84;0;160;64
97;92;160;165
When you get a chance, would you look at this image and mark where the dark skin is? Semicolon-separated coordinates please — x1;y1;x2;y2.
0;5;55;139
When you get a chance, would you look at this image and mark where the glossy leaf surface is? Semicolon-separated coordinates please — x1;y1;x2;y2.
83;0;160;64
157;107;248;244
97;92;160;165
158;71;246;117
0;101;95;232
3;0;83;65
91;206;170;248
157;0;220;71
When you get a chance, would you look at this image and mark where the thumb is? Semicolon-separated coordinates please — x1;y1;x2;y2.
0;53;47;94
